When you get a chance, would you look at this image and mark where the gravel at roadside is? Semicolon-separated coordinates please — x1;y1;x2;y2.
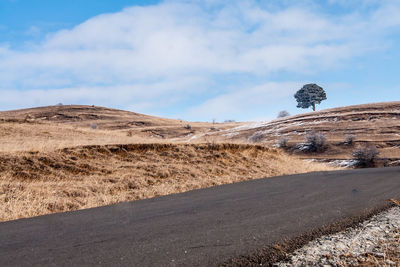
275;205;400;266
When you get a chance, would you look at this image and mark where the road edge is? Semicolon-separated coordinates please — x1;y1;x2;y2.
220;202;395;266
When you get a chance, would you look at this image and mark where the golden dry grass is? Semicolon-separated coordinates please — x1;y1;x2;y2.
0;144;336;222
0;105;242;152
0;104;339;222
0;122;150;152
1;102;398;224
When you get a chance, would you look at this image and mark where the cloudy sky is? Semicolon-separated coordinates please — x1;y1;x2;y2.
1;0;399;121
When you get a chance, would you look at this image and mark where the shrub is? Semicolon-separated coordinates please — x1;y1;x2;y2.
277;137;289;148
249;132;265;143
352;146;380;167
304;132;326;152
90;123;98;130
206;141;219;150
344;134;356;145
277;110;290;118
184;124;191;130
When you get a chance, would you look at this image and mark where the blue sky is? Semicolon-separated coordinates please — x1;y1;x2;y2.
0;0;400;121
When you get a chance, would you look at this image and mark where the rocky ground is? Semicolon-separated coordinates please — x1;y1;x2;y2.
275;203;400;266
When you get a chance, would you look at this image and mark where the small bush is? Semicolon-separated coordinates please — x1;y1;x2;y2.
184;124;191;130
249;132;265;143
277;110;290;118
206;142;219;150
209;127;220;131
90;123;98;130
304;132;326;152
352;146;380;167
277;137;289;148
344;134;356;145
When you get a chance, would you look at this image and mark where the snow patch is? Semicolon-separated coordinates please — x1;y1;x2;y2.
328;159;357;168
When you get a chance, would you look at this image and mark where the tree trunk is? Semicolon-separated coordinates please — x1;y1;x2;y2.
312;102;316;111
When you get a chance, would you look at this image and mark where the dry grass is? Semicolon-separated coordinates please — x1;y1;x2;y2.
0;122;152;152
0;144;336;222
0;102;397;224
2;102;400;159
0;104;338;222
0;105;242;152
209;101;400;162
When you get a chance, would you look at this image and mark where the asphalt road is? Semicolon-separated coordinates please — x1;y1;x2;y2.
0;167;399;266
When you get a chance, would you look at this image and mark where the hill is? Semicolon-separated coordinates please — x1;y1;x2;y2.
0;144;334;221
0;105;240;152
0;104;336;221
2;101;399;221
191;101;400;166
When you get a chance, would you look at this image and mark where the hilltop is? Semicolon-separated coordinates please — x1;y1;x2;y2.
0;104;240;152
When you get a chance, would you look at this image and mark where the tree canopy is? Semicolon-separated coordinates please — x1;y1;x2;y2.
294;83;326;111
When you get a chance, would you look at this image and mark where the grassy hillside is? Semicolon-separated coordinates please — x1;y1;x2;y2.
0;144;335;221
3;101;398;221
201;101;400;163
0;105;241;152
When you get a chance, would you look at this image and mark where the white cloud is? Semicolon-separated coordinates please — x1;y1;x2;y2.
0;0;399;119
0;75;207;114
184;82;302;121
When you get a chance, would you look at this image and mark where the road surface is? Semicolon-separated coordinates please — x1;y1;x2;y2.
0;167;399;266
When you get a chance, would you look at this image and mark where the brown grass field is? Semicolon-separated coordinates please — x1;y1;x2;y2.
0;105;240;152
1;102;399;221
0;143;335;222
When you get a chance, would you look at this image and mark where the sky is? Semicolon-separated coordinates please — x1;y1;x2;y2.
0;0;400;121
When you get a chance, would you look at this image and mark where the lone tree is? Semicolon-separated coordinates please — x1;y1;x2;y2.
294;83;326;111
